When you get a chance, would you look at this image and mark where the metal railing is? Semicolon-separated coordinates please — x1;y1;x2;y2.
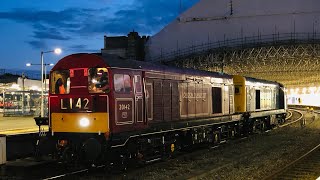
1;90;48;117
149;32;320;62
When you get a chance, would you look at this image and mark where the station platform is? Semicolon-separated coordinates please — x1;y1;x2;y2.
0;114;47;135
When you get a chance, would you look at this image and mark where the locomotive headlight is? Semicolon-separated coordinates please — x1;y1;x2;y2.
79;118;90;127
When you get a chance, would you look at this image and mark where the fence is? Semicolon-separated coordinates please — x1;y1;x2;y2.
1;90;48;117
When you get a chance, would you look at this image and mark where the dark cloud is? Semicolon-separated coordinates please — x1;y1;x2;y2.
0;1;199;49
26;40;47;49
33;30;70;40
0;8;76;26
67;45;100;53
78;0;199;35
69;45;87;50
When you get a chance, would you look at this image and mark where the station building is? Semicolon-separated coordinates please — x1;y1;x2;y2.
0;74;47;117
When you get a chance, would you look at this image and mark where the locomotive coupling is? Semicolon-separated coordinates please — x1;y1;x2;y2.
82;138;102;161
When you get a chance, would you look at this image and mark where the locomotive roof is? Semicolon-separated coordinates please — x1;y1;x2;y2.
52;53;282;86
53;53;232;79
245;76;280;86
102;53;233;79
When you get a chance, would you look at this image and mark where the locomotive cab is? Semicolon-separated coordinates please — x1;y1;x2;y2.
48;54;113;162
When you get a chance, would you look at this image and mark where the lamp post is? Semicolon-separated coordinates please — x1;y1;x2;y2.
27;48;61;117
22;73;25;115
26;63;54;91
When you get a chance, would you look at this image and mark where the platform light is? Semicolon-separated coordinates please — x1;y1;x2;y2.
302;87;307;94
309;87;316;94
30;86;39;91
79;118;90;127
10;84;20;90
290;88;294;94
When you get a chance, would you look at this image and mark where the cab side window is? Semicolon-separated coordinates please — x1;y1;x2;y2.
50;70;70;94
114;74;131;93
88;68;110;93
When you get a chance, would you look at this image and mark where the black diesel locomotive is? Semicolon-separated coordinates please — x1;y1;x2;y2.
38;53;286;165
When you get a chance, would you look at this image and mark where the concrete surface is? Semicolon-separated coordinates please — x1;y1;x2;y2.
0;114;47;135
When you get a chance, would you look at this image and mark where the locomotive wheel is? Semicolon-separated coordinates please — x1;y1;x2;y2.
213;131;221;145
230;126;238;138
62;146;76;163
260;121;266;132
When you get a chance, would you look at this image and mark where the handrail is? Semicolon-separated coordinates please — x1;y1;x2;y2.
149;32;320;62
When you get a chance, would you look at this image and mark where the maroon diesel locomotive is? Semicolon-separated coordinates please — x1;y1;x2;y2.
42;53;286;164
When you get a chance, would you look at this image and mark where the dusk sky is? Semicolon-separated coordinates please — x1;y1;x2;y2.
0;0;199;72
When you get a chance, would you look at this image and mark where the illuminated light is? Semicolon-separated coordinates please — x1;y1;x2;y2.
54;48;62;54
26;63;31;66
92;78;97;83
290;88;294;93
295;88;299;93
302;87;307;94
11;84;20;89
79;118;90;127
309;87;316;94
58;140;68;147
211;77;223;84
30;86;39;91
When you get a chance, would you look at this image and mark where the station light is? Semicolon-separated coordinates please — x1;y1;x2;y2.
290;88;294;94
309;87;316;94
10;84;20;90
302;87;307;94
30;86;39;91
54;48;62;55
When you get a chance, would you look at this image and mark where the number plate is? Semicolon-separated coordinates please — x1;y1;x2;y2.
60;97;91;110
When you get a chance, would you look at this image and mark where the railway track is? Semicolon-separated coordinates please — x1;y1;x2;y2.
0;109;306;179
34;110;300;179
263;108;320;179
279;109;303;128
176;109;307;180
43;167;91;180
265;143;320;179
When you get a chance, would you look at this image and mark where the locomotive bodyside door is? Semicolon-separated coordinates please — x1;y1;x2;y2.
133;71;145;126
133;71;145;125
